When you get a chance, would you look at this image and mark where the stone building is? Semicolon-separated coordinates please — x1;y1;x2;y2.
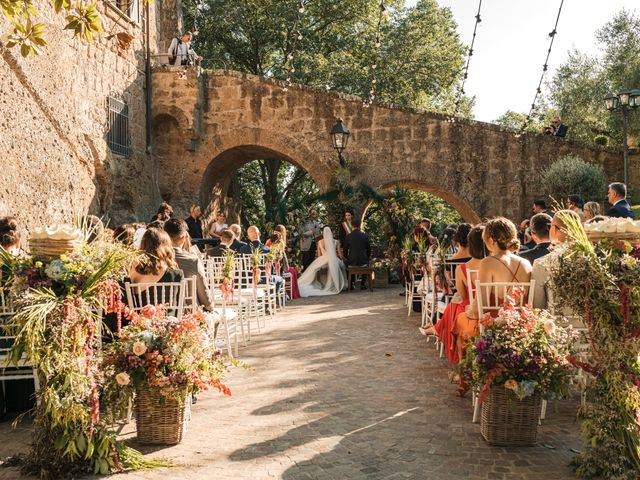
0;0;183;232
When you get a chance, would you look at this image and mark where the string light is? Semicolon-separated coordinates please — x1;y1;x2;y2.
364;1;387;108
454;0;482;116
520;0;564;134
283;1;306;92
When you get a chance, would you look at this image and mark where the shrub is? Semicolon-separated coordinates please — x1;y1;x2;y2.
593;134;609;146
541;155;607;204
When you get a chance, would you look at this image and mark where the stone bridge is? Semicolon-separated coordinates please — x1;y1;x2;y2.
151;67;638;223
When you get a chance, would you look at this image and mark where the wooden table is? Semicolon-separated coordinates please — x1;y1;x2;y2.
347;266;375;292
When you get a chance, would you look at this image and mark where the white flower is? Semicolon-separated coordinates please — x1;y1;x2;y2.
44;259;67;281
115;372;130;386
132;341;147;356
543;319;557;335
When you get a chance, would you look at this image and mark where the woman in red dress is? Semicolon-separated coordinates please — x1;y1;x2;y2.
435;225;485;365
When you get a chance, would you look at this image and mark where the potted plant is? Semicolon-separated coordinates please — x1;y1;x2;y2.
463;289;576;446
104;305;235;445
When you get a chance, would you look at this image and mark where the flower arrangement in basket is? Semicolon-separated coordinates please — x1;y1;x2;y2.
103;305;237;445
0;228;167;476
462;290;576;446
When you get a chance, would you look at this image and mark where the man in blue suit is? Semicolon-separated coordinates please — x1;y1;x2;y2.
606;182;635;219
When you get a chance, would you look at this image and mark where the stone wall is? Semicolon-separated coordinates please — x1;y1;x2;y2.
152;68;640;223
0;0;180;236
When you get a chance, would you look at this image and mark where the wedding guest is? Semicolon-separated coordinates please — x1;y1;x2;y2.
552;115;568;138
567;194;585;221
164;219;214;312
208;229;234;257
151;202;173;222
517;219;529;245
433;225;486;365
532;199;548;215
583;201;601;221
0;216;21;257
606;182;634;219
418;218;437;245
0;217;32;415
147;220;165;229
448;223;472;262
127;228;184;307
412;225;434;251
208;212;228;240
228;224;247;253
299;209;321;270
267;229;300;299
520;213;552;264
240;226;270;254
112;224;136;246
532;210;581;313
185;205;204;241
521;227;536;251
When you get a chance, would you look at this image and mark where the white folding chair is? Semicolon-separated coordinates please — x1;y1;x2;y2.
124;281;186;320
471;280;536;423
0;290;40;407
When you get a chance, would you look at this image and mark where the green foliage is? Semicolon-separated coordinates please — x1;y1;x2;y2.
364;185;462;256
548;10;640;145
1;0;104;56
594;134;610;146
493;108;556;134
189;0;472;115
235;160;320;234
541;155;607;204
550;224;640;479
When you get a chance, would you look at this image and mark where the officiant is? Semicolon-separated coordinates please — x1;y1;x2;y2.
338;211;353;259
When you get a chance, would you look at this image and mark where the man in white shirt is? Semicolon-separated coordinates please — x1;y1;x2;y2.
168;32;203;66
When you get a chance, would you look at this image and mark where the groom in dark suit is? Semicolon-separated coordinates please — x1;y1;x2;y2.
344;219;371;289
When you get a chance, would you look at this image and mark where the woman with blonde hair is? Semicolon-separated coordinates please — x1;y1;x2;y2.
583;201;601;222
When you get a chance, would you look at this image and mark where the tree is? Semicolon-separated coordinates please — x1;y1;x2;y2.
548;10;640;145
188;0;472;115
493;107;555;134
541;155;607;203
1;0;103;56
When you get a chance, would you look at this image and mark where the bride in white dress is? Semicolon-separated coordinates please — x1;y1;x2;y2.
298;226;346;297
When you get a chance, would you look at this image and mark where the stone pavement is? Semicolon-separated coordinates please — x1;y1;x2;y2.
0;288;582;480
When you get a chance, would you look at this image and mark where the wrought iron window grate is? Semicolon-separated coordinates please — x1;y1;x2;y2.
107;96;130;156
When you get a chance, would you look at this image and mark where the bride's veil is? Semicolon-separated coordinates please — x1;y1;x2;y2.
322;226;345;292
322;226;336;255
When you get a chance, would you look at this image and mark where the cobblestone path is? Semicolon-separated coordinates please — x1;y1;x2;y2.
0;289;582;479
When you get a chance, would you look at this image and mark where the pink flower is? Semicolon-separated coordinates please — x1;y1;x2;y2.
504;379;518;391
543;320;557;335
115;372;130;386
141;305;157;318
132;341;147;356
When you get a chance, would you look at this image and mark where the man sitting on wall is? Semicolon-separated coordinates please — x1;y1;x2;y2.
168;32;203;66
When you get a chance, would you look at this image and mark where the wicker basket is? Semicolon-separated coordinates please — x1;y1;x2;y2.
373;270;389;288
586;231;640;243
135;385;189;445
29;238;81;259
480;387;540;446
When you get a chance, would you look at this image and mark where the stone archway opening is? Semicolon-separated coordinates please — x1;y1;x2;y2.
200;145;324;232
361;181;479;257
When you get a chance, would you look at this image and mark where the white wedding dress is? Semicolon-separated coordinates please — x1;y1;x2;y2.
298;227;346;297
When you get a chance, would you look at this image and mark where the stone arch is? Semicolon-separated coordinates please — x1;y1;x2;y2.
198;142;331;223
361;179;481;225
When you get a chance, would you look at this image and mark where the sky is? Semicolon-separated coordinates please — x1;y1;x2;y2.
405;0;639;122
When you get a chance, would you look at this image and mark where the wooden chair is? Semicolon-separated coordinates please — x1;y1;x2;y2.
0;290;40;409
124;281;186;320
